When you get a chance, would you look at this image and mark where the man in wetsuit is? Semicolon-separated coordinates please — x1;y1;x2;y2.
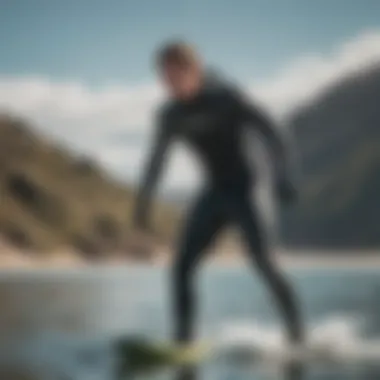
133;41;303;348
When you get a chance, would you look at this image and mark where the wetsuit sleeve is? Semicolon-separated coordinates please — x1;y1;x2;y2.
231;89;293;183
133;109;173;229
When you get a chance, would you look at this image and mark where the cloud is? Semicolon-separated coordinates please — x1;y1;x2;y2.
1;29;380;191
251;29;380;117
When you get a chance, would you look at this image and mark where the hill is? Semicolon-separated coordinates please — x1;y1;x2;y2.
0;114;179;259
280;65;380;249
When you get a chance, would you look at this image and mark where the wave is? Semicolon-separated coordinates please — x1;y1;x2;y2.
1;314;380;380
216;314;380;366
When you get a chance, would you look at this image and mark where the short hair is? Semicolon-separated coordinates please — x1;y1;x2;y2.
155;40;200;69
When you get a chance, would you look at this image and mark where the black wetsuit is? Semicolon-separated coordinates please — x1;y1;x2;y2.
134;71;302;344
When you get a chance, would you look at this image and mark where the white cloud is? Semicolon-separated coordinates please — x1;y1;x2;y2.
1;29;380;191
251;29;380;117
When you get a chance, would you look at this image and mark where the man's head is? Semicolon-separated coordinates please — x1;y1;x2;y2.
155;41;204;101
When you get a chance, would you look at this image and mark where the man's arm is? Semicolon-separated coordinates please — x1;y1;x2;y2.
133;110;173;230
230;88;297;200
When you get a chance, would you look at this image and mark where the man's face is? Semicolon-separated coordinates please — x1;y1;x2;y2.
160;63;202;100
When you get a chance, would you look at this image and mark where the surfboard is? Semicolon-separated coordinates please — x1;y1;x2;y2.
116;337;213;376
115;332;380;377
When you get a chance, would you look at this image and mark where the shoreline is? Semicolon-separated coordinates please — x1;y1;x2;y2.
205;249;380;270
0;247;379;271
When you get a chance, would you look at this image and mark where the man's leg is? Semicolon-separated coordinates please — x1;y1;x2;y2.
173;188;227;344
227;190;303;344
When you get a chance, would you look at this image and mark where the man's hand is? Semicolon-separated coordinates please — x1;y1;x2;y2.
275;177;298;205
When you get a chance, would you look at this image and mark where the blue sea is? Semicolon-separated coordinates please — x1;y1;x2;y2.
1;265;380;380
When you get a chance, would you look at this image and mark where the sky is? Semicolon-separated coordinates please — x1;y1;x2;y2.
1;0;380;191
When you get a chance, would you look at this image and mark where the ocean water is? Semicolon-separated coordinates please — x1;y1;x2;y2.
1;265;380;380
